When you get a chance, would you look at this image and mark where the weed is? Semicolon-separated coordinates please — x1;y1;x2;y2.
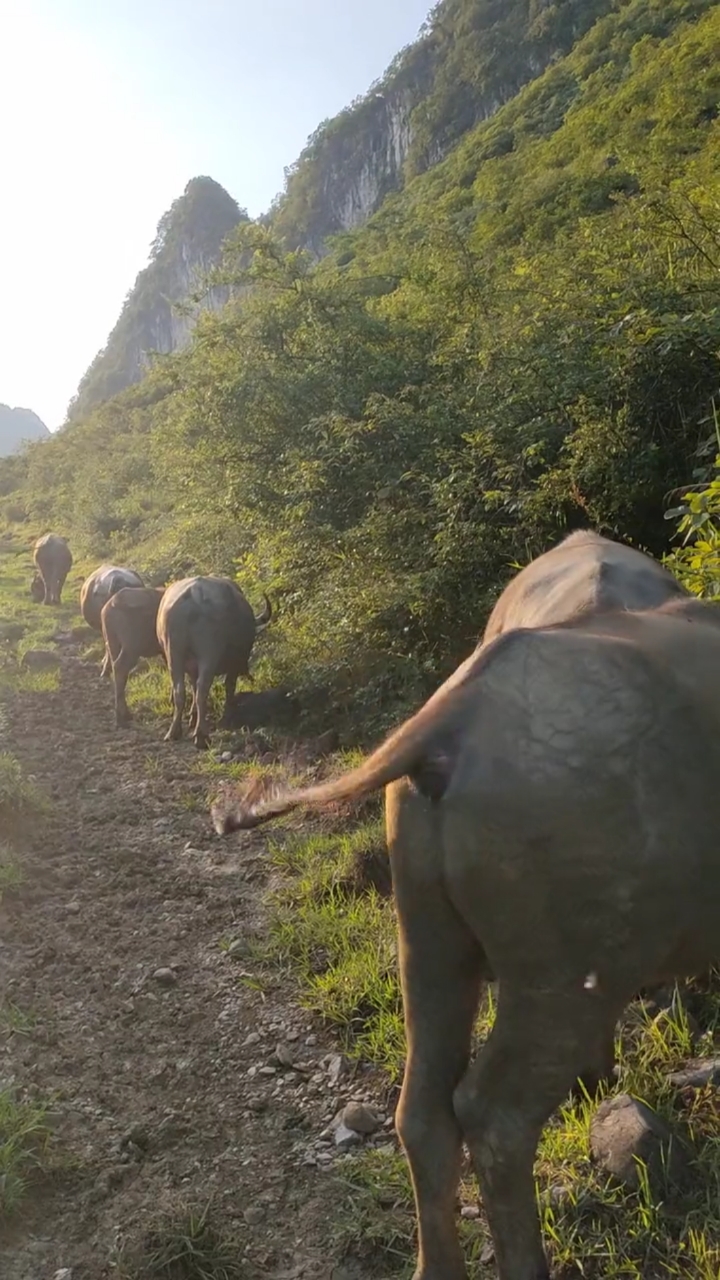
0;844;24;900
0;1088;51;1217
0;1002;36;1038
0;751;46;828
115;1202;246;1279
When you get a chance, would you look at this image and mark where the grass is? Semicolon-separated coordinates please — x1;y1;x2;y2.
114;1203;246;1280
0;1088;52;1218
0;751;47;828
0;843;25;900
0;1002;36;1038
264;817;405;1075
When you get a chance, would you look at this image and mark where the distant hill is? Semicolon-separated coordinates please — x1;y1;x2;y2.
0;405;49;457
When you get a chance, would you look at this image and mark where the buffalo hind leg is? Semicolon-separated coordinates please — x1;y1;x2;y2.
165;651;186;741
388;780;483;1280
113;650;135;727
218;670;239;729
454;985;620;1280
192;665;215;749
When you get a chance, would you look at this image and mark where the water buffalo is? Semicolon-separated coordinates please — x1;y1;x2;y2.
80;564;145;677
483;527;688;640
29;572;45;603
213;529;692;1280
157;576;272;749
100;587;165;727
32;533;73;605
212;593;720;1280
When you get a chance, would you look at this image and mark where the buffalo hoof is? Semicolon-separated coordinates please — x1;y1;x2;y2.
193;734;211;751
165;726;183;742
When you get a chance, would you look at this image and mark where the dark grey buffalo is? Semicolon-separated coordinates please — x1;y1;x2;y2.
32;533;73;605
157;576;272;748
80;564;145;676
101;586;165;727
213;529;693;1280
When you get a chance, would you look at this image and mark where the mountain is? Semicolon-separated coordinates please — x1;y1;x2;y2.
69;177;246;421
270;0;616;253
69;1;621;416
0;405;49;457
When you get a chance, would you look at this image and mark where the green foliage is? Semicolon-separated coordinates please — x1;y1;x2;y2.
0;752;46;829
665;411;720;597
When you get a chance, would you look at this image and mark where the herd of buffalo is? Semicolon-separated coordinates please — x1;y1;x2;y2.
28;526;720;1280
31;532;274;748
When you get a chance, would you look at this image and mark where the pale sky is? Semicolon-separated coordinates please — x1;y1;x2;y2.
0;0;431;431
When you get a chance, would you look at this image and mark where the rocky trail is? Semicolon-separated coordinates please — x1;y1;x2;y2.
0;644;390;1279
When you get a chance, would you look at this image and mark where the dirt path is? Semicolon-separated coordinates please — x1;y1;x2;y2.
0;649;383;1279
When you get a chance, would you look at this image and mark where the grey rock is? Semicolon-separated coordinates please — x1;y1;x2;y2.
341;1102;380;1135
275;1043;295;1069
334;1122;361;1150
244;1031;262;1047
460;1205;480;1220
668;1058;720;1089
54;1271;73;1280
327;1053;348;1087
152;967;177;987
243;1204;265;1225
590;1093;688;1190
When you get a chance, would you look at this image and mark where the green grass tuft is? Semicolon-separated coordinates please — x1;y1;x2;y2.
115;1203;246;1280
0;1089;51;1218
0;752;47;828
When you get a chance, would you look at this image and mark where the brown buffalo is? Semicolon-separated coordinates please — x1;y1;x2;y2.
80;564;145;677
212;530;693;1280
32;533;73;605
101;587;165;727
29;571;45;603
157;576;272;749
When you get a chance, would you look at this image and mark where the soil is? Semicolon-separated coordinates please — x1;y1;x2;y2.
0;649;389;1279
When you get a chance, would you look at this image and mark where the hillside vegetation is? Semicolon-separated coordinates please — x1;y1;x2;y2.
2;0;719;738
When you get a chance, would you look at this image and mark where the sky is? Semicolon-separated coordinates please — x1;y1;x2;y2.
0;0;432;431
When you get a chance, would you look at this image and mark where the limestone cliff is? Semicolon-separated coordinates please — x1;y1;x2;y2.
69;178;245;421
270;0;615;252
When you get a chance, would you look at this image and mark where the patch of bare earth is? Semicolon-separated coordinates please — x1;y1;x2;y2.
0;652;381;1280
